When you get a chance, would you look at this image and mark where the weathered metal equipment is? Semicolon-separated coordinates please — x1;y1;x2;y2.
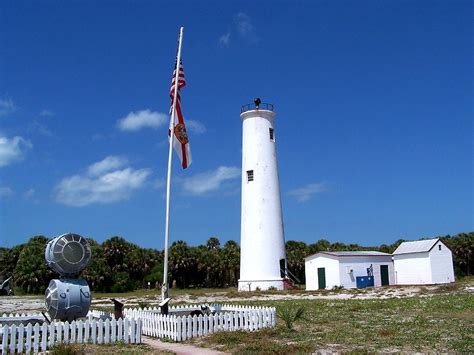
0;275;14;296
45;233;91;276
44;233;92;321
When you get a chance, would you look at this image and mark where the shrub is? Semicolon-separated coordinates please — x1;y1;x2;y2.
50;343;78;355
276;305;306;330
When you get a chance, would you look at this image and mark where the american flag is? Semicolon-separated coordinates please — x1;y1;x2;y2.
169;59;192;169
170;60;186;104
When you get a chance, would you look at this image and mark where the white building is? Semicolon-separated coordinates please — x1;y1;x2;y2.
238;100;287;291
393;238;455;285
305;251;394;290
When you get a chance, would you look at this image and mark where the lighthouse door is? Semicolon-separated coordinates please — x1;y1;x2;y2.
279;259;286;278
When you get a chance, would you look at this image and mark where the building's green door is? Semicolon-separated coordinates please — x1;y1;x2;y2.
380;265;389;286
317;267;326;289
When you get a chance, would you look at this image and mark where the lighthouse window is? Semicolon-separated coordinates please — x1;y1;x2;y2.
269;128;275;141
247;170;254;182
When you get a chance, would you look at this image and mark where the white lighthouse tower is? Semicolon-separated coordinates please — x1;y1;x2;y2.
238;99;287;291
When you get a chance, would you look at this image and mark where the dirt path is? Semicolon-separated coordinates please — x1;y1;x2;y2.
143;336;228;355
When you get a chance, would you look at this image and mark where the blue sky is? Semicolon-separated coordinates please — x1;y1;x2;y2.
1;1;472;248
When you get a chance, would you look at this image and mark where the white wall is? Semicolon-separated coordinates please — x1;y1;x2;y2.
338;256;394;288
305;255;340;290
393;252;432;284
429;241;455;284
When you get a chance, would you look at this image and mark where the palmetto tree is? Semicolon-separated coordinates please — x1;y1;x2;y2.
102;236;132;273
206;237;221;250
82;240;112;292
222;240;240;286
14;236;53;294
286;241;308;283
169;240;195;288
307;239;331;255
444;233;473;276
0;244;23;280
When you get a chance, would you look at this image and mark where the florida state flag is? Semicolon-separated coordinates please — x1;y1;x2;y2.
169;59;192;169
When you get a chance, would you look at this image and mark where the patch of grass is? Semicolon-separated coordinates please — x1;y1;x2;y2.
188;291;474;353
199;329;314;354
50;342;166;354
51;343;78;355
93;287;236;299
137;301;150;309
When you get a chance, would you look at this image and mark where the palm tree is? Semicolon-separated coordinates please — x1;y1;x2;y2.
308;239;331;254
102;236;132;272
206;237;221;250
14;236;53;294
222;240;240;286
169;240;195;288
286;241;308;283
82;241;112;292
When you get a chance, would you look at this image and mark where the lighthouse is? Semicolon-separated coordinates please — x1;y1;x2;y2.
238;99;287;291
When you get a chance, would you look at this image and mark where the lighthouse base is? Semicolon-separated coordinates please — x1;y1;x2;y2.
238;279;284;292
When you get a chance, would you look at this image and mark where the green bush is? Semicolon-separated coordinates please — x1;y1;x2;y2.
276;305;307;330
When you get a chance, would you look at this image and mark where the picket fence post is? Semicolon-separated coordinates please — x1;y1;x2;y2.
17;323;25;353
40;322;47;352
137;318;142;343
117;318;123;341
124;318;130;344
25;323;32;353
203;314;209;335
209;314;214;334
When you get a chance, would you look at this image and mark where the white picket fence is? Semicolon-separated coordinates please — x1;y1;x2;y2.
124;304;276;341
0;303;275;352
0;317;141;354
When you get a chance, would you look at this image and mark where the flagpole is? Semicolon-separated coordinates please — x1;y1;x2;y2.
162;26;184;303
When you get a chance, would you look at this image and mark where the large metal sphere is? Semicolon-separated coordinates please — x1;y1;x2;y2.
45;278;91;321
45;233;91;276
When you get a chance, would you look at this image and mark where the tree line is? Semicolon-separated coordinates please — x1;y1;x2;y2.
0;232;471;294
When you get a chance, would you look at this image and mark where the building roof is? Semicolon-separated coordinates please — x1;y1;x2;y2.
392;238;440;255
305;250;391;260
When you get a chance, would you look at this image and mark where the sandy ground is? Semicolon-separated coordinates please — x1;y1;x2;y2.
0;284;471;314
143;336;228;355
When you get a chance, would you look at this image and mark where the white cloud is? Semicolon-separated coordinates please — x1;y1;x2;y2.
23;188;35;199
186;120;206;134
234;12;259;42
39;109;54;117
219;32;231;46
29;121;53;137
118;109;168;131
23;188;39;203
0;135;32;167
0;186;13;198
287;182;328;203
87;156;128;176
182;166;240;195
54;156;151;207
0;98;15;117
235;12;253;35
